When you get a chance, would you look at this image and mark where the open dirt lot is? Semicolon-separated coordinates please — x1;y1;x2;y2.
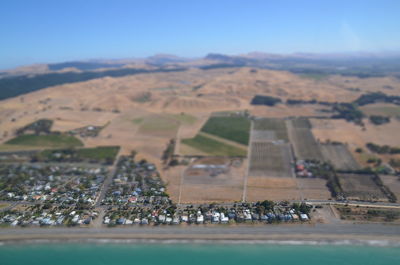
381;175;400;200
297;178;331;200
179;184;244;203
183;157;243;186
338;173;388;202
320;143;361;171
177;157;246;203
245;177;301;201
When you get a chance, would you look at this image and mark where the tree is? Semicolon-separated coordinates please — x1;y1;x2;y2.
261;200;275;211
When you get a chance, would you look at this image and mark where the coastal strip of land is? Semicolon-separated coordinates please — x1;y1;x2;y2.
1;223;400;244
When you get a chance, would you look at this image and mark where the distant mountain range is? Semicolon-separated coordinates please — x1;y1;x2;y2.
3;51;400;74
1;51;400;101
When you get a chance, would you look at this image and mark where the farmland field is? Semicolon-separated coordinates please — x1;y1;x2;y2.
138;114;180;137
248;142;293;178
179;184;244;203
37;146;120;163
297;178;331;200
246;177;301;201
338;173;388;202
381;175;400;199
320;143;361;170
179;157;246;203
5;134;83;148
167;113;197;125
287;118;322;160
200;116;251;145
73;146;120;160
252;118;288;141
181;134;247;156
290;117;312;129
360;103;400;117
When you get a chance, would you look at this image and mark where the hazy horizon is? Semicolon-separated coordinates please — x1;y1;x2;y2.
1;0;400;69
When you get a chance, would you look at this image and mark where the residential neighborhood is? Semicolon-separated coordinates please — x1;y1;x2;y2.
0;154;312;227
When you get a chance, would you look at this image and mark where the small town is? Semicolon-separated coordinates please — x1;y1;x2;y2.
0;153;311;227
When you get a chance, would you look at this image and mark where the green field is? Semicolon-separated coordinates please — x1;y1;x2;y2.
5;134;83;148
253;118;289;141
132;118;144;124
167;113;197;125
299;73;329;81
201;116;251;145
0;144;46;151
38;146;120;163
0;203;10;211
182;134;247;156
76;146;120;160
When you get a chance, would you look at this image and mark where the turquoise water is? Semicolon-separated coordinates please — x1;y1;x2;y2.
0;243;399;265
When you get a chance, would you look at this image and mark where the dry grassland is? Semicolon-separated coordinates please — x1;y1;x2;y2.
296;178;331;200
245;177;301;201
360;103;400;117
311;119;400;151
1;67;400;204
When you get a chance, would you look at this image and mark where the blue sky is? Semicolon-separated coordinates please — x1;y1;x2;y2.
1;0;400;69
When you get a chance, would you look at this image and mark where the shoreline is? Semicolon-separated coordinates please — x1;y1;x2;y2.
2;236;400;248
1;223;400;246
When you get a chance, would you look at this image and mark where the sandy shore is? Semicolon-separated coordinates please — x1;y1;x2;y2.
1;223;400;245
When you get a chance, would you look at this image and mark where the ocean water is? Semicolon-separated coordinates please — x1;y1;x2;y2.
0;242;399;265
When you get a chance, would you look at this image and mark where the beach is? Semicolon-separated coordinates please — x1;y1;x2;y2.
1;223;400;245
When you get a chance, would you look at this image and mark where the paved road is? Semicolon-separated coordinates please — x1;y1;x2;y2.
1;223;400;241
298;199;400;209
242;121;254;202
95;155;120;207
3;198;400;213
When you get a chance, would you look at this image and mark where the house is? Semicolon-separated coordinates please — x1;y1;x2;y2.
244;210;252;221
181;215;188;223
56;216;65;225
158;215;166;224
284;214;292;221
196;215;204;224
212;212;220;223
189;214;196;223
83;217;91;225
72;215;80;223
116;218;126;225
252;213;260;221
300;214;309;221
172;217;180;225
220;213;229;223
227;212;236;220
291;214;299;220
205;212;213;222
260;215;269;222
